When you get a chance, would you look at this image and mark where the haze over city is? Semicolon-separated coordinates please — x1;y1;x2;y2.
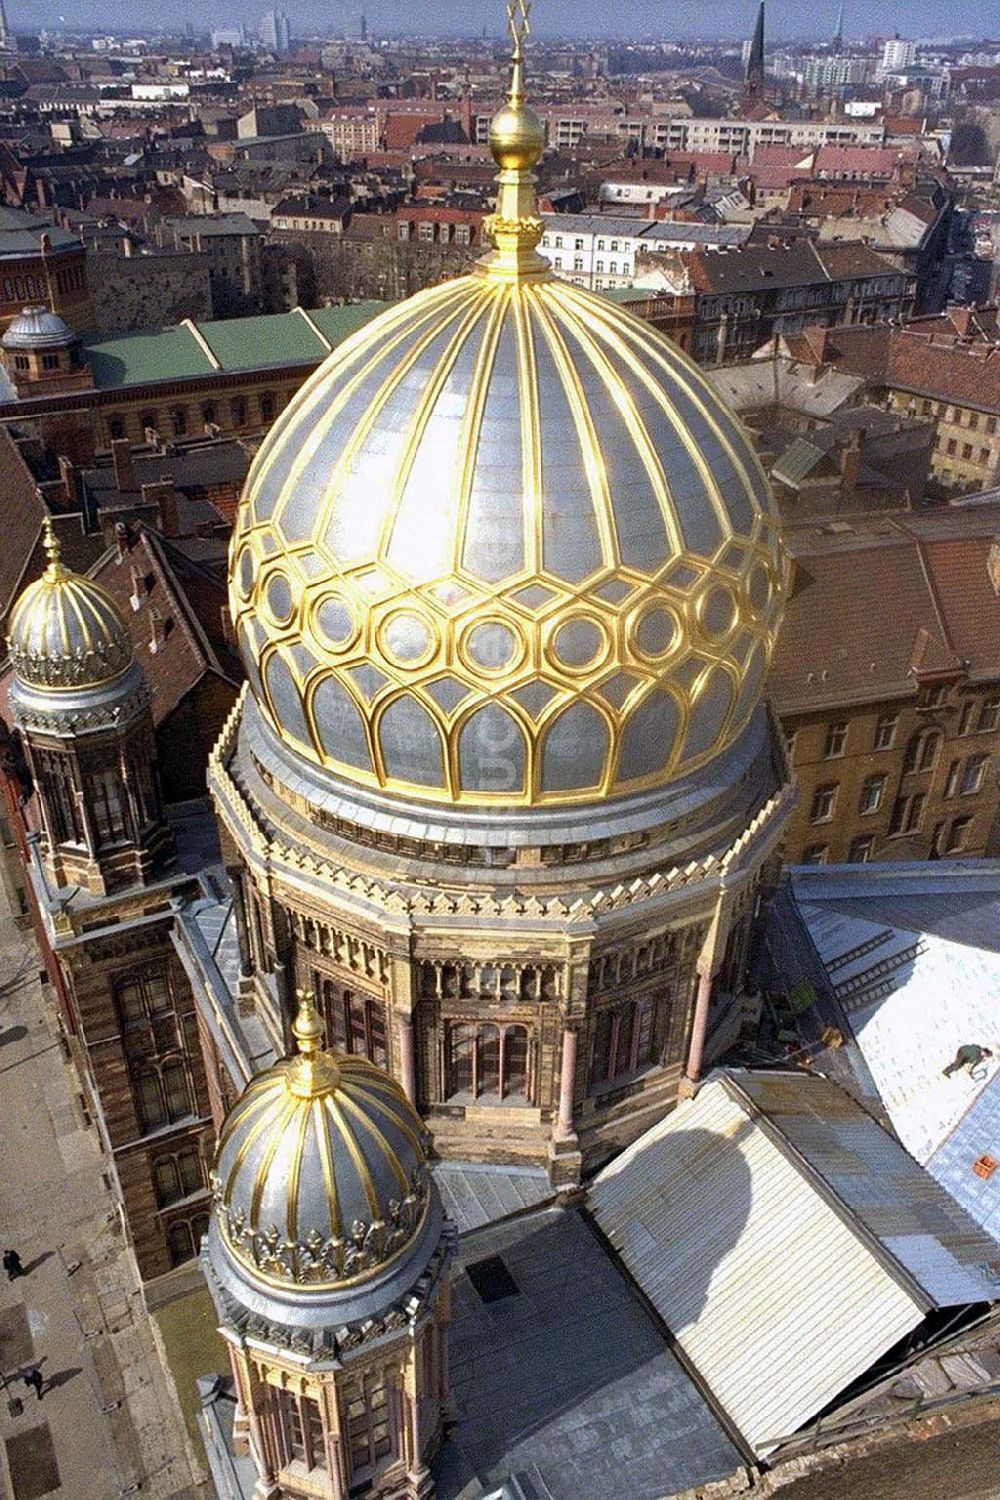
12;0;1000;39
0;5;997;1500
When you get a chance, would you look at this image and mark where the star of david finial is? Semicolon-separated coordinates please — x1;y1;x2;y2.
506;0;531;103
507;0;531;55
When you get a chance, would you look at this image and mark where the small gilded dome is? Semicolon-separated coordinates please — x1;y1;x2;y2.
8;521;133;690
210;995;434;1294
2;306;76;351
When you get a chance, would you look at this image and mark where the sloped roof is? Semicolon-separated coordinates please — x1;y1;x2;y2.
0;426;46;628
770;529;962;712
88;525;240;728
590;1069;1000;1457
79;302;387;390
787;862;1000;1184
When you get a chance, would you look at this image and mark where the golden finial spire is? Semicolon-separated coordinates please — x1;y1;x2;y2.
480;0;548;281
287;988;338;1098
292;988;325;1056
507;0;530;107
42;516;67;582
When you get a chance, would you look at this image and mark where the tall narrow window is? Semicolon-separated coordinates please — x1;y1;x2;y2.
89;768;127;846
448;1024;475;1095
163;1060;192;1122
276;1389;328;1472
873;715;898;750
824;720;848;758
590;998;662;1089
445;1023;534;1102
505;1027;529;1098
344;1377;393;1481
960;754;989;796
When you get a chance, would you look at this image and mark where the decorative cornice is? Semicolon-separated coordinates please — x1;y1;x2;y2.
210;687;795;925
11;675;150;736
204;1223;457;1358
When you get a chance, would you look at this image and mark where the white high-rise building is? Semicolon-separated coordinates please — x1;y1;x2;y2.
880;37;917;74
260;7;291;56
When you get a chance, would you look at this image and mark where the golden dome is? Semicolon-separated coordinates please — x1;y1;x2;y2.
227;8;787;812
209;994;433;1293
8;520;133;690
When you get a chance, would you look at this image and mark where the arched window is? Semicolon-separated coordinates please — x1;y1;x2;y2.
317;978;387;1067
171;407;187;436
136;1070;166;1130
166;1213;209;1267
589;998;660;1090
446;1023;532;1102
163;1060;192;1121
153;1148;204;1208
167;1221;193;1266
904;728;942;775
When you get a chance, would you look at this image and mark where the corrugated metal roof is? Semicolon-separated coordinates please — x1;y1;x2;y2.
734;1072;1000;1303
589;1071;997;1456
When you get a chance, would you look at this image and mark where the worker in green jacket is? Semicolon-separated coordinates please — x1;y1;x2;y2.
943;1044;993;1077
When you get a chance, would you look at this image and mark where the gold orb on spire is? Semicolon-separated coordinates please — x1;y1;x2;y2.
488;100;545;172
489;0;544;171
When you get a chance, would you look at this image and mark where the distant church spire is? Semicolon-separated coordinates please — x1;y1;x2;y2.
833;0;844;51
743;2;765;113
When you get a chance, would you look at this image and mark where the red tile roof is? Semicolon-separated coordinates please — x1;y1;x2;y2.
771;513;1000;713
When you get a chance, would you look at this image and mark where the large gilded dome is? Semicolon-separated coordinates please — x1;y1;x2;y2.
229;57;786;813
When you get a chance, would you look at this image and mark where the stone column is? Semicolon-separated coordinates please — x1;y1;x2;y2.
398;1012;417;1106
683;962;715;1090
226;863;255;979
235;1352;280;1499
554;1025;578;1139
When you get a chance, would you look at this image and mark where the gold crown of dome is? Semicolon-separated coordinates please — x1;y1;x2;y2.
228;1;787;812
8;520;133;691
210;993;431;1292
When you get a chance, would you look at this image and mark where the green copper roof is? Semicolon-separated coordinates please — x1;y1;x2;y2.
83;325;217;388
80;303;388;391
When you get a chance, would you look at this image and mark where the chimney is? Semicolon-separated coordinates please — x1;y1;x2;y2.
148;607;168;654
988;538;1000;598
840;426;865;496
142;478;180;538
810;325;830;365
129;565;146;611
111;438;134;492
57;454;75;505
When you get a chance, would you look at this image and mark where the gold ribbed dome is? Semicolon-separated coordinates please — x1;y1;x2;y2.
210;994;431;1293
228;6;787;811
8;520;133;690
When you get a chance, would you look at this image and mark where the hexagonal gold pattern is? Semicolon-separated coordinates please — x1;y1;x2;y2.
230;273;788;808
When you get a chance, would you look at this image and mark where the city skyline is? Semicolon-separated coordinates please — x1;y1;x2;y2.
11;0;1000;42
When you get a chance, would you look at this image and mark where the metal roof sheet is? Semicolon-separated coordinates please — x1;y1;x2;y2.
589;1071;996;1456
